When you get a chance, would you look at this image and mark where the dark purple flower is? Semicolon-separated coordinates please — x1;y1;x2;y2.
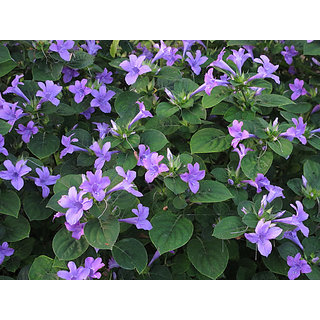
0;134;8;156
69;79;92;104
0;159;31;191
228;120;251;148
136;144;151;166
287;253;311;280
108;257;120;270
242;173;270;193
57;261;90;280
232;143;253;171
245;219;282;257
182;40;206;57
280;117;307;145
180;162;205;194
49;40;75;61
283;228;304;250
60;133;88;159
58;186;93;225
62;67;79;83
90;85;115;113
227;48;251;74
288;66;296;75
80;107;95;120
33;166;60;198
0;242;14;265
16;120;38;143
186;50;208;75
81;40;101;56
281;45;298;65
209;47;236;76
93;122;110;139
289;78;307;101
96;68;113;85
89;141;117;170
118;203;152;231
3;74;30;103
128;101;153;128
136;43;153;60
84;257;105;279
0;102;25;130
65;221;86;240
36;80;62;106
148;250;175;267
265;185;285;203
143;152;169;183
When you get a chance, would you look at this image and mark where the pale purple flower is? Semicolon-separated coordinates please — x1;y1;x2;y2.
107;166;143;197
227;48;251;74
287;253;312;280
85;257;105;279
311;57;320;66
58;186;93;225
33;166;60;198
143;152;169;183
151;40;169;63
93;122;110;139
302;175;308;188
136;42;153;60
137;144;151;166
80;107;95;119
281;45;298;65
52;211;65;221
180;162;205;194
57;261;90;280
0;134;8;156
89;141;117;170
119;54;151;85
0;242;14;265
283;228;304;250
118;203;152;231
49;40;75;61
80;169;110;201
16;120;38;143
81;40;101;56
311;104;320;114
186;50;208;75
65;221;86;240
242;173;270;193
274;200;309;237
96;68;113;85
0;102;25;130
108;257;120;270
36;80;62;106
228;120;251;148
163;47;182;66
0;159;31;191
280;117;307;145
109;120;120;137
182;40;206;57
265;185;285;203
232;143;253;171
243;45;255;60
90;85;115;113
244;219;282;257
289;78;307;101
148;250;175;267
209;47;236;76
69;79;92;104
62;67;79;83
128;101;153;128
60;133;88;159
3;74;30;103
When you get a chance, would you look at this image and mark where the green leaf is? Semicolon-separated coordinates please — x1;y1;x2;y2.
84;216;120;250
267;138;293;159
164;177;187;195
241;151;273;180
173;78;198;95
0;119;11;135
156;66;182;81
190;180;234;203
115;91;139;119
0;190;20;218
190;128;232;153
212;216;247;239
140;129;168;152
280;102;312;114
303;160;320;190
32;61;63;81
67;128;92;148
287;178;303;195
156;102;179;117
302;237;320;257
202;86;230;108
262;250;289;276
187;238;229;279
181;105;206;124
53;174;82;194
308;136;320;151
0;215;30;242
149;212;194;254
303;41;320;55
28;255;60;280
67;51;94;69
306;266;320;280
22;193;53;221
28;132;60;159
0;44;17;77
52;228;89;260
112;238;147;274
110;40;120;57
255;94;293;107
277;241;301;260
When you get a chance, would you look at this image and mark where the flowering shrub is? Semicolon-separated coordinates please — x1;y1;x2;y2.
0;40;320;280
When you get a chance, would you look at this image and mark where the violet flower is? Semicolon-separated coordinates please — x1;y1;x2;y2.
0;134;8;156
232;143;253;171
265;185;285;203
182;40;206;57
118;203;153;231
209;47;237;76
287;253;312;280
242;173;270;193
227;48;251;74
0;159;31;191
128;101;153;128
36;80;62;106
163;47;182;66
283;228;304;250
62;67;79;83
281;45;298;65
108;257;120;270
244;219;282;257
16;120;38;143
3;74;30;103
142;152;169;183
81;40;101;56
119;54;151;85
90;85;115;113
60;133;88;159
57;261;90;280
289;78;307;101
148;250;175;267
136;144;151;166
96;68;113;85
180;162;205;194
89;141;117;170
85;257;105;279
65;221;86;240
0;102;26;130
243;45;255;60
33;166;60;198
93;122;110;139
69;79;92;104
280;117;307;145
228;120;252;148
151;40;169;64
49;40;75;61
136;42;153;60
0;242;14;265
58;186;93;225
80;107;95;120
186;50;208;75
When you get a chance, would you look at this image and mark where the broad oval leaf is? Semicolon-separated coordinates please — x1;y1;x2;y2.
28;132;60;159
212;216;247;239
28;255;60;280
140;129;168;152
0;215;30;242
0;190;21;218
241;151;273;180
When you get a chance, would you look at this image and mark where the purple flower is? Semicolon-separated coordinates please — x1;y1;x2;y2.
3;74;30;103
143;152;169;183
148;249;175;267
107;166;143;197
62;67;79;83
96;68;113;85
81;40;101;56
209;47;237;76
186;50;208;75
120;54;151;85
128;101;153;128
16;120;38;143
118;203;152;231
89;141;117;170
283;228;304;250
80;170;110;201
280;117;307;145
247;55;280;84
90;85;115;113
49;40;75;61
311;104;320;114
265;185;285;203
0;134;8;156
288;66;296;75
287;253;312;280
108;257;120;270
136;42;153;60
0;242;14;265
289;78;307;101
242;173;270;193
60;133;88;159
302;175;308;188
33;166;60;198
163;47;182;66
69;79;92;104
65;221;86;240
228;120;251;148
274;200;309;237
244;219;282;257
58;186;93;225
0;159;31;191
182;40;206;57
243;45;255;60
109;120;120;137
136;144;151;166
57;261;90;280
151;40;169;63
85;257;105;279
93;122;110;139
227;48;251;74
180;162;205;194
0;102;25;130
281;45;298;65
36;80;62;106
232;143;253;171
80;107;95;119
